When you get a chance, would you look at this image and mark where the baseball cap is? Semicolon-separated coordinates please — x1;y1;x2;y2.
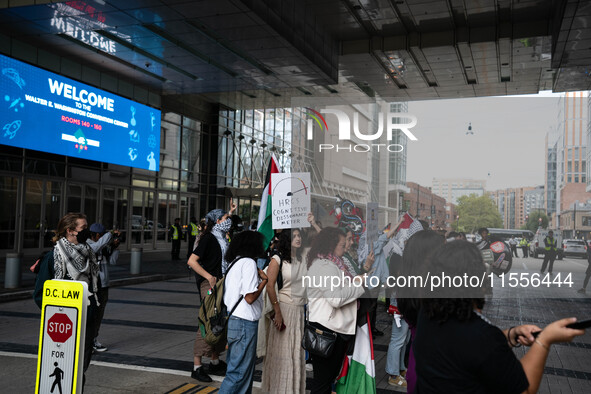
90;223;106;233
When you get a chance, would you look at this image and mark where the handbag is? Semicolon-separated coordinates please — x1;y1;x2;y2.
301;309;337;358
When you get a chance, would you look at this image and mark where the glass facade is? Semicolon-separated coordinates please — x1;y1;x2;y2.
0;112;209;253
216;107;302;224
388;102;408;187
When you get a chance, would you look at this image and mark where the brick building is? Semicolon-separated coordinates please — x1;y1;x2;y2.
404;182;447;229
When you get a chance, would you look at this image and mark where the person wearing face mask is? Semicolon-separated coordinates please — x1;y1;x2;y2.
33;212;100;388
187;201;236;382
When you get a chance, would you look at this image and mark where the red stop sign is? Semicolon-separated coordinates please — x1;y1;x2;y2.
47;313;73;343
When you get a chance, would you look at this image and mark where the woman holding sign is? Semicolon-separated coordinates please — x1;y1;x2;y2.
262;229;308;393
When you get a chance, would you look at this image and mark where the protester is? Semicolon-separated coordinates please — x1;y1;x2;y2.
186;208;234;382
340;227;379;337
414;241;585;393
192;219;207;251
41;213;99;387
87;223;121;352
476;227;490;246
219;231;268;394
396;230;445;393
262;229;307;393
305;227;366;394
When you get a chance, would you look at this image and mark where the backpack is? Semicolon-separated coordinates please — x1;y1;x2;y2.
197;257;244;346
33;250;55;309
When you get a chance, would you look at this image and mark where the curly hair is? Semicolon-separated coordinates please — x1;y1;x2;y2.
276;230;291;262
225;231;265;262
421;240;486;323
306;227;344;268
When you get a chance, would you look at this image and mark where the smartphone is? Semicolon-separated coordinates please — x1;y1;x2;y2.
566;319;591;330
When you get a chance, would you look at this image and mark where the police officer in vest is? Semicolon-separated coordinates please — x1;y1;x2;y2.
519;237;529;258
170;217;181;260
541;230;557;275
187;217;199;259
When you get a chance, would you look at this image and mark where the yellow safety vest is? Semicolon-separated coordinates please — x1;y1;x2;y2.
172;225;179;240
544;237;556;251
190;222;198;237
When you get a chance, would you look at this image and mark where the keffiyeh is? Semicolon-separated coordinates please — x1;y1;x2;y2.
318;253;355;278
213;219;232;274
54;237;99;295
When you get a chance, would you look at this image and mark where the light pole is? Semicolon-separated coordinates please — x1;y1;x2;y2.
456;215;460;231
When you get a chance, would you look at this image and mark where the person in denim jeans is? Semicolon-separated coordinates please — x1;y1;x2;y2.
386;297;410;391
219;231;268;394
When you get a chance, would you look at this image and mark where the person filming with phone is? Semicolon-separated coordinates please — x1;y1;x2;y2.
413;241;586;394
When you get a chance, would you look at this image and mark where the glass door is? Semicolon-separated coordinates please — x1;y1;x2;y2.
23;179;62;249
156;192;179;249
131;189;155;248
0;176;19;250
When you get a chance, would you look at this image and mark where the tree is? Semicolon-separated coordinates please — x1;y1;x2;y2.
454;194;503;233
523;209;548;233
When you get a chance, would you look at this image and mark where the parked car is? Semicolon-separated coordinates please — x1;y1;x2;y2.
529;229;564;260
562;239;587;258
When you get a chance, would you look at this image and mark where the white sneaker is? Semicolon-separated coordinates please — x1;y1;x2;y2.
93;340;107;352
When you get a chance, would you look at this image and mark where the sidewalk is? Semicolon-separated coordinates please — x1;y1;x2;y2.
0;249;190;302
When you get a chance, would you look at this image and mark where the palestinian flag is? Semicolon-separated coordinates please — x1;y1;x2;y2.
335;312;376;394
257;154;280;250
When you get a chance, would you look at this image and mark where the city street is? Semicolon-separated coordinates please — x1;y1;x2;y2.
0;255;590;393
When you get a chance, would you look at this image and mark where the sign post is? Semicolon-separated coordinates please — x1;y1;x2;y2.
366;202;379;247
36;280;88;394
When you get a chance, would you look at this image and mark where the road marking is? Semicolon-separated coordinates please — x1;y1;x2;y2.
0;351;261;387
165;383;201;394
195;387;218;393
0;351;37;359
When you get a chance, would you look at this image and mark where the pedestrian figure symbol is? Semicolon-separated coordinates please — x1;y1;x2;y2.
49;362;63;394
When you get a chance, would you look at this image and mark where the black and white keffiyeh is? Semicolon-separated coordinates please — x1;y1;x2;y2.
212;219;232;274
54;237;99;295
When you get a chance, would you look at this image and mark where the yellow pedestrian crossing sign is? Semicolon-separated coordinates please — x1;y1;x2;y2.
36;280;88;394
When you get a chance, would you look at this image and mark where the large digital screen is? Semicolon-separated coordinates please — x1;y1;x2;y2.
0;53;160;171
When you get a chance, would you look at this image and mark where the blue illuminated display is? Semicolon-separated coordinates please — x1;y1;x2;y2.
0;53;161;171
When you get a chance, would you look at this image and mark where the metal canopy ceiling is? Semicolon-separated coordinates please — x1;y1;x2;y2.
0;0;589;107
